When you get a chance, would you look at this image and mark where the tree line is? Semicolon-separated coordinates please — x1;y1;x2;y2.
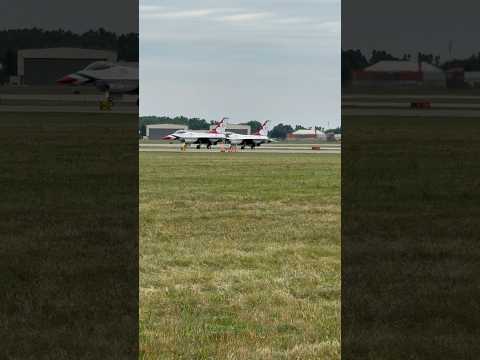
0;28;138;81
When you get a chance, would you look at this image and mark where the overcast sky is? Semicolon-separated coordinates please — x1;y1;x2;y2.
0;1;138;34
140;0;341;128
342;0;478;60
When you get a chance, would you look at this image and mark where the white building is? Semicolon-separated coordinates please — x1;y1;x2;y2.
210;123;251;135
17;48;117;85
146;124;188;140
355;60;446;88
465;72;480;87
289;128;326;140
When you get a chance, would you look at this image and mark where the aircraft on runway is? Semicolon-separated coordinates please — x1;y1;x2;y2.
57;61;139;106
162;118;228;149
226;120;274;149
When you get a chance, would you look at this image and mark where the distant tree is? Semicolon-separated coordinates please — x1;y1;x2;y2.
269;123;294;140
325;126;341;134
188;118;210;130
417;52;437;65
295;125;307;130
241;120;262;134
342;49;368;87
443;53;480;71
139;116;210;136
5;48;16;77
369;49;399;64
118;33;139;61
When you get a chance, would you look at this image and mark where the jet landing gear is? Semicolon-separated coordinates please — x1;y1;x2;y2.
228;144;238;153
99;98;113;110
250;144;256;150
206;143;212;150
99;91;113;111
196;144;201;149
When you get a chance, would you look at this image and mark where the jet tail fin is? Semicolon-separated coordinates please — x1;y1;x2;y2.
256;120;270;136
209;117;228;134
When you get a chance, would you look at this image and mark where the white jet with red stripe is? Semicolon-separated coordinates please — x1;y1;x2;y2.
162;118;228;149
226;120;274;149
57;61;138;105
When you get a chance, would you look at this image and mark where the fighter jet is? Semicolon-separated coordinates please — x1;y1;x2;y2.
226;120;274;149
162;118;228;149
57;61;139;105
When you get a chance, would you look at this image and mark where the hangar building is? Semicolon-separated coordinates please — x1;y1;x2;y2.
288;128;326;140
17;48;117;85
146;124;188;140
353;60;446;88
209;123;251;135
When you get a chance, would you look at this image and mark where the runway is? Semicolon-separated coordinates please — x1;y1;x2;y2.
139;143;341;154
343;102;480;109
0;94;138;102
343;94;480;100
0;105;138;114
342;108;480;117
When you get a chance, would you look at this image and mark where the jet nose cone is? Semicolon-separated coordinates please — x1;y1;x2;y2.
162;135;175;140
57;75;76;84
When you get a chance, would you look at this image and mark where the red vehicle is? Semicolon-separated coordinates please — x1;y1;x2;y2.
410;100;432;109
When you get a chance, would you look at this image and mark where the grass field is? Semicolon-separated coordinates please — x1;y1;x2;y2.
140;153;341;359
342;116;480;358
0;112;138;358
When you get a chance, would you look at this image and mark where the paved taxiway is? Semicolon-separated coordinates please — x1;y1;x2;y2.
139;143;341;154
342;108;480;117
0;94;138;102
343;102;480;109
343;94;480;100
0;105;138;114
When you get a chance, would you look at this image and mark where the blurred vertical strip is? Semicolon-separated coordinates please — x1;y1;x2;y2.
342;0;480;358
0;0;139;358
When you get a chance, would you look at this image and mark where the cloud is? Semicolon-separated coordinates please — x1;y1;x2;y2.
216;12;273;23
271;17;313;25
140;5;245;20
141;9;219;19
139;5;165;12
315;20;341;34
139;0;341;127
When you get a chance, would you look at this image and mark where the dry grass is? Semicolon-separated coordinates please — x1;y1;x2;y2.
140;153;340;359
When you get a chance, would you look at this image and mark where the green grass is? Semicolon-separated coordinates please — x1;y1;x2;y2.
140;153;341;359
0;112;138;359
342;116;480;359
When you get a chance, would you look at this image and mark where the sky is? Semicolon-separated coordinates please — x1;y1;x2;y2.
0;0;138;34
342;0;479;61
140;0;341;129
